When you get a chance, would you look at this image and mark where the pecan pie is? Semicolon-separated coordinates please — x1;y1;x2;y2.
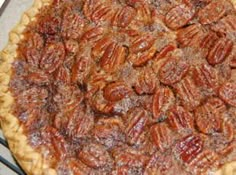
0;0;236;175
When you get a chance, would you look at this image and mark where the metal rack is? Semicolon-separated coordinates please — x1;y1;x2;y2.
0;134;26;175
0;0;10;16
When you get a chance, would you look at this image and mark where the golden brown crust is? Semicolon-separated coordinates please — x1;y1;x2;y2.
0;0;57;175
0;0;235;175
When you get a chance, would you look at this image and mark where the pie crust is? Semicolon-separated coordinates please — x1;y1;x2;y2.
0;1;57;174
0;0;236;175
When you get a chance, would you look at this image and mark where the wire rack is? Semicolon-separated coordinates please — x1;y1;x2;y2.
0;0;10;16
0;131;26;175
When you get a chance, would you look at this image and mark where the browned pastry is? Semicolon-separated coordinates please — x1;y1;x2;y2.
0;0;236;174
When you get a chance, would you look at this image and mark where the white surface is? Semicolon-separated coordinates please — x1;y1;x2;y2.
0;1;34;174
0;0;33;50
0;163;17;175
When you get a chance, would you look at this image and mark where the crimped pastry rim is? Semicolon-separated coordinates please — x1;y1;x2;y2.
0;0;235;175
0;1;57;174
